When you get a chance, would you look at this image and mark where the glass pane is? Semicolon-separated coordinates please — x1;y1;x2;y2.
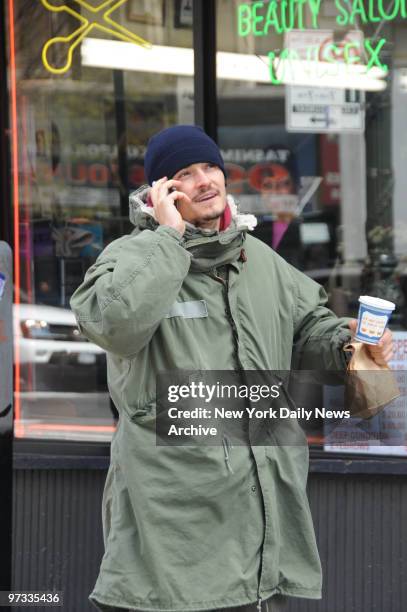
216;0;407;456
7;0;193;441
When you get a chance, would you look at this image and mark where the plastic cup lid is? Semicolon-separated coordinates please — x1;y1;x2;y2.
358;295;396;311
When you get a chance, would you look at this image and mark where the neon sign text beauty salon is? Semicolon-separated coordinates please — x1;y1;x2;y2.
237;1;406;82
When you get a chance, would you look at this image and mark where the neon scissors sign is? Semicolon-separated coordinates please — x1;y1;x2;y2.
41;0;152;75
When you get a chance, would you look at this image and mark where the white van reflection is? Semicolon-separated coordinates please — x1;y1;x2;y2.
13;300;115;441
14;303;103;371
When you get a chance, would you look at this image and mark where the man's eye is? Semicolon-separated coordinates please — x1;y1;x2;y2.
179;171;190;178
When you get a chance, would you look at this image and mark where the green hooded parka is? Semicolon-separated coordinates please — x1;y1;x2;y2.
70;188;351;612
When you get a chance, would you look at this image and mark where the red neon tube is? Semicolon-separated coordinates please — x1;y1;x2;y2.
8;0;23;433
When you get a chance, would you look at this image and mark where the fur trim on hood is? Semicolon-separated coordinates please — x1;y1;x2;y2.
129;185;257;233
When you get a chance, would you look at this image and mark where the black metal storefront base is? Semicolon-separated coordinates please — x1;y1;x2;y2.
10;456;407;612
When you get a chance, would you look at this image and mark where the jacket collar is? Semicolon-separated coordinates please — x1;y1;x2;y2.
128;186;257;272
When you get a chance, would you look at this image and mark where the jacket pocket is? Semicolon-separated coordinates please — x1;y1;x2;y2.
127;400;157;425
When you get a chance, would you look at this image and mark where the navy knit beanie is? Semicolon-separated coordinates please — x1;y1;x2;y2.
144;125;225;186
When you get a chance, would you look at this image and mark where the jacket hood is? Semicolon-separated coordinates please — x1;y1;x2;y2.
129;185;257;236
129;186;258;272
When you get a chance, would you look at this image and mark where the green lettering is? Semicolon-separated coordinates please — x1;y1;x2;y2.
319;43;343;76
367;0;381;21
335;0;350;26
308;0;322;28
280;0;296;32
350;0;368;25
252;1;266;36
344;41;361;64
321;43;340;63
365;38;388;72
268;48;299;84
402;0;407;17
237;3;251;36
268;51;283;84
264;1;282;35
377;0;400;20
296;0;307;29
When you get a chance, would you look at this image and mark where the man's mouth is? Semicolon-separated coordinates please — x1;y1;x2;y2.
195;191;218;203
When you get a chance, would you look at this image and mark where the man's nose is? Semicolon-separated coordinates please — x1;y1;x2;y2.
195;168;211;188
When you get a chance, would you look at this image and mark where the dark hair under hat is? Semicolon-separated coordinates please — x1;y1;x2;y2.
144;125;226;186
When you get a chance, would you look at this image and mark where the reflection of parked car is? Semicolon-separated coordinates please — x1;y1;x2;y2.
13;302;106;392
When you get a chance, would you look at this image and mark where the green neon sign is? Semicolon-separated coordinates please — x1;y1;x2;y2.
336;0;406;25
237;1;396;83
237;1;407;36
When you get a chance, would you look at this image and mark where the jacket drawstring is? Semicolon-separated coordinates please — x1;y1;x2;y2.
222;434;234;474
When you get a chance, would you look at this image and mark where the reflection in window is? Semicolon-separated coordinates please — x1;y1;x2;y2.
7;0;193;441
216;0;407;456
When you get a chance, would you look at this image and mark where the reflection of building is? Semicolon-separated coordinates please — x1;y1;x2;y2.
2;1;407;445
1;3;407;610
2;6;407;431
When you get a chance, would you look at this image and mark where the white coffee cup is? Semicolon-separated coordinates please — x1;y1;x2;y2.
355;296;395;345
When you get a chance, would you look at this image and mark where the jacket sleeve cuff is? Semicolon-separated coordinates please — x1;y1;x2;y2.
156;225;184;243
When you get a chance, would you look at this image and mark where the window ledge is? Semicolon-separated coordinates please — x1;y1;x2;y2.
12;451;407;474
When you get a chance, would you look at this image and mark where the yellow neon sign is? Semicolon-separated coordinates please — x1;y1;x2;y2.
41;0;152;75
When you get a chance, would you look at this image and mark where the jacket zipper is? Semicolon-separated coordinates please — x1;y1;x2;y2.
213;267;265;607
211;268;243;371
256;483;264;611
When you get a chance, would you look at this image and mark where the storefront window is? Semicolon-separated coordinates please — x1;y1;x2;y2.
7;0;194;441
216;0;407;456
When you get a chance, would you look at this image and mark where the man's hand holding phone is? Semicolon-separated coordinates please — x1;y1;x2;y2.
150;177;191;236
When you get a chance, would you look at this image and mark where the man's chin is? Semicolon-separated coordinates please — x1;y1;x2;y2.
188;199;227;227
193;209;225;229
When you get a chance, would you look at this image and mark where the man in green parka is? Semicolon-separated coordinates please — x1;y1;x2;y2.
70;125;393;612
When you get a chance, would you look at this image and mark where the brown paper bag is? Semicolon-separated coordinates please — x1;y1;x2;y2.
344;341;400;419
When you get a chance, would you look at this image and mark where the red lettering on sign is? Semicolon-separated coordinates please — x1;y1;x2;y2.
225;163;246;194
128;164;146;187
88;163;109;185
69;163;88;185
